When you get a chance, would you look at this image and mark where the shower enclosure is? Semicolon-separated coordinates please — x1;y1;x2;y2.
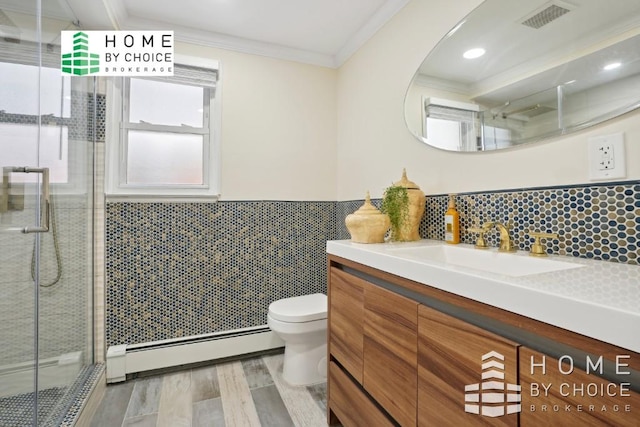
0;0;97;425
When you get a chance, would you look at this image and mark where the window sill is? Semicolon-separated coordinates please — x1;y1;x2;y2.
105;193;220;203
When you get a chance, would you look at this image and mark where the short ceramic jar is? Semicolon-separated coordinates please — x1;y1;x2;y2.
345;192;390;243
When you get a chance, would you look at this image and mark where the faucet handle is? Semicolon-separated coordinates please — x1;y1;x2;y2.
467;227;489;249
528;231;558;257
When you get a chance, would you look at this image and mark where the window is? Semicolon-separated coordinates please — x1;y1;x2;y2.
106;60;220;200
422;97;480;151
0;44;77;189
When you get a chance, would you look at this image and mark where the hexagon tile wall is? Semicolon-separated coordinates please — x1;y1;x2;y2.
419;182;639;265
105;181;638;347
105;201;337;347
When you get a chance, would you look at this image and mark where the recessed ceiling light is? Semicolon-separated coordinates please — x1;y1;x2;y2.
603;62;621;71
463;48;485;59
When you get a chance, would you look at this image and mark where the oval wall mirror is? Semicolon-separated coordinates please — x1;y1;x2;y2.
404;0;640;152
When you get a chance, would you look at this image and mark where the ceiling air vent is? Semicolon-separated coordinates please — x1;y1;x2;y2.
521;3;572;29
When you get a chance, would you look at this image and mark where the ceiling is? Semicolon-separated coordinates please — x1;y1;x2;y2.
51;0;410;68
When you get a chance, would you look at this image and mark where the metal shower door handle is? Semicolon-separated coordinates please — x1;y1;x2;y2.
3;166;50;233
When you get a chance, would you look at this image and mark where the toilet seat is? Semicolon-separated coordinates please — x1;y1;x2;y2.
268;293;327;322
267;315;327;335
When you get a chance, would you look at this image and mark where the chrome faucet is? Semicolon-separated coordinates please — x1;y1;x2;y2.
484;221;517;252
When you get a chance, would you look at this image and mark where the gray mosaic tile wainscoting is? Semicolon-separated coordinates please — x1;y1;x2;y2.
105;201;338;347
105;181;639;349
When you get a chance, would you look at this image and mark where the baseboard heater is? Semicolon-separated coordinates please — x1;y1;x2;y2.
105;325;283;383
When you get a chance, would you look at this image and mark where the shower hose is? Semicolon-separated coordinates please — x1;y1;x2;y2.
30;198;62;287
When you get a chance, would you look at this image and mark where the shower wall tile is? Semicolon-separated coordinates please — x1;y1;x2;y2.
69;92;106;143
0;196;92;365
105;201;337;347
94;143;106;363
0;86;96;365
0;92;105;143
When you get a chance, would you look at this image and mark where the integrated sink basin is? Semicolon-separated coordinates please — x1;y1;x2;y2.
388;244;584;277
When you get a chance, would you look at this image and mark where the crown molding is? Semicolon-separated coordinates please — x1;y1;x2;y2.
124;16;336;68
68;0;410;69
334;0;410;66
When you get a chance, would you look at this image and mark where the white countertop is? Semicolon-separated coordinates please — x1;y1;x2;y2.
326;239;640;354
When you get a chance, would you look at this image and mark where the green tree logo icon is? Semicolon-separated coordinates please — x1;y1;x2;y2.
62;32;99;75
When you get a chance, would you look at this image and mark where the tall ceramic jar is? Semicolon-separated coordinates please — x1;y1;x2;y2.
392;169;425;241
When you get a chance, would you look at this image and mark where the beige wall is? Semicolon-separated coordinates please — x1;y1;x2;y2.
177;42;338;201
336;0;640;201
175;0;640;203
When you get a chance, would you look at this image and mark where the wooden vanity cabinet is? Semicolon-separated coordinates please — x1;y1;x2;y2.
328;267;393;426
329;267;365;383
364;283;418;426
418;305;519;426
328;266;417;426
329;361;394;427
519;347;640;427
327;255;640;427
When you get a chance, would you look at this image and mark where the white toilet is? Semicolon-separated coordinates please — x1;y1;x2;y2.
267;293;328;386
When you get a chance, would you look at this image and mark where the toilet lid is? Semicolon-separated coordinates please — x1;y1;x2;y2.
268;293;327;322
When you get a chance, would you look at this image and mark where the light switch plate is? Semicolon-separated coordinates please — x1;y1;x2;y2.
588;132;626;181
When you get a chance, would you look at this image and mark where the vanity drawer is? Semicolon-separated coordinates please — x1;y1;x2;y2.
329;267;365;383
364;282;418;426
418;305;519;426
329;362;393;427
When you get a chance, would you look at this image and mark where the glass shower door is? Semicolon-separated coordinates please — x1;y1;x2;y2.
1;0;95;425
0;170;46;425
0;0;45;422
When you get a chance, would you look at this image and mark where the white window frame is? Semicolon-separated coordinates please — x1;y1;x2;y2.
106;56;221;201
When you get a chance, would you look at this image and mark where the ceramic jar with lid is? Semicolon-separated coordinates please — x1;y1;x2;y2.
390;169;425;242
345;191;390;243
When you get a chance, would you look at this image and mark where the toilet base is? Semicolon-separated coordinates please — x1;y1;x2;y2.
282;341;327;386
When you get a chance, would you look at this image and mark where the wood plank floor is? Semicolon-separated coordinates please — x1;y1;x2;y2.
89;352;330;427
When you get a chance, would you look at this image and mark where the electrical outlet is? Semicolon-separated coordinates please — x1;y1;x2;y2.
598;144;614;170
588;133;626;181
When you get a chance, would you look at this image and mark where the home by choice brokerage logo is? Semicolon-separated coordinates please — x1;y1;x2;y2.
526;353;633;414
61;31;173;76
465;350;634;418
464;351;522;417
